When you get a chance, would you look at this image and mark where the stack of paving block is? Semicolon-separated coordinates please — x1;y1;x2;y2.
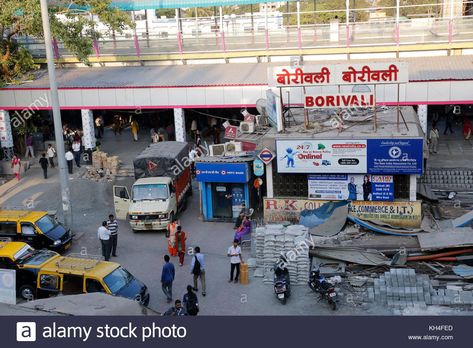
254;224;310;285
366;268;473;308
418;169;473;190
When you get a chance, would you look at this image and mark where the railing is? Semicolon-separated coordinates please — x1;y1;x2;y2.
17;16;473;60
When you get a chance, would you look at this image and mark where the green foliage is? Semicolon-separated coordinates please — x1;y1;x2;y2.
0;0;132;83
377;0;441;18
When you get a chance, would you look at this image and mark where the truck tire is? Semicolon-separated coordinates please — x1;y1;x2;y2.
19;285;35;301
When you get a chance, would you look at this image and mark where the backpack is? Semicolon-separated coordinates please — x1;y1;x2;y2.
186;293;199;315
192;255;201;275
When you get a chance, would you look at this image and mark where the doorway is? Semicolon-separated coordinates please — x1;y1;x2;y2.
212;183;233;219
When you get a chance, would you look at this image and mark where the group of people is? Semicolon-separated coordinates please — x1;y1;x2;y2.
428;111;473;154
97;214;119;261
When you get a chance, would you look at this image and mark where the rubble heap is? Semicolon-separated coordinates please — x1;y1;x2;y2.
254;224;310;285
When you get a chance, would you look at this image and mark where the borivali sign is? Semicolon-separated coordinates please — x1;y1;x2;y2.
268;62;409;87
305;93;375;109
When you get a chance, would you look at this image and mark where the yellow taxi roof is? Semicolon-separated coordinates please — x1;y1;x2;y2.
0;210;47;223
0;242;29;259
41;256;120;279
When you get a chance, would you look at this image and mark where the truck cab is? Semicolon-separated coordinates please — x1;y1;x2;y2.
113;141;192;232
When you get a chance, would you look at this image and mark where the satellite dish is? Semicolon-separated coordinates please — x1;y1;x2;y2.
256;99;268;127
256;99;267;116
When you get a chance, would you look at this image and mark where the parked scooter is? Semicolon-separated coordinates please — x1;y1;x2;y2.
273;256;291;304
308;268;337;310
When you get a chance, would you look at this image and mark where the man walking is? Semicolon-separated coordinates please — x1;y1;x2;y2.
190;246;206;296
97;221;111;261
107;214;119;257
39;153;49;179
227;239;243;283
161;255;175;303
46;144;56;168
25;133;34;158
72;139;81;168
65;149;74;174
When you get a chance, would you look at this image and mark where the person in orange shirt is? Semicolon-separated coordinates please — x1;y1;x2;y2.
175;226;187;266
167;219;179;256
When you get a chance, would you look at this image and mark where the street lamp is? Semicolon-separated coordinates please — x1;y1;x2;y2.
39;0;73;228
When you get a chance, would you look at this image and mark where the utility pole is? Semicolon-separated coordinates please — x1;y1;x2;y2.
39;0;72;228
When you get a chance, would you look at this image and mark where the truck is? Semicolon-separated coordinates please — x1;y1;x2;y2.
113;141;192;232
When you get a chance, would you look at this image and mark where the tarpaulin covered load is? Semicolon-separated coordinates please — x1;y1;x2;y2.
133;141;189;179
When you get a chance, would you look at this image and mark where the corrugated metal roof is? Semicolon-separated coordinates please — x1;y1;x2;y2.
5;55;473;89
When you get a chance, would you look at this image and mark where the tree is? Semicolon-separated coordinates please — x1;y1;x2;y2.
0;0;132;84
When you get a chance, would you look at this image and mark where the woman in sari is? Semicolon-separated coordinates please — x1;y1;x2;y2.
234;215;251;243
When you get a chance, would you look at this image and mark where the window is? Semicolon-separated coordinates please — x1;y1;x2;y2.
35;215;59;234
86;279;105;293
21;223;36;236
39;274;59;290
103;267;133;294
272;172;308;197
0;222;17;236
114;186;129;200
0;257;15;269
132;184;169;201
62;275;83;295
394;175;410;199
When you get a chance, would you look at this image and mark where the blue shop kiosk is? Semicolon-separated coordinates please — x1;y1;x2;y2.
196;159;252;221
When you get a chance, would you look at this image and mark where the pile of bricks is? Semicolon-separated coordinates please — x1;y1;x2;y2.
367;268;473;308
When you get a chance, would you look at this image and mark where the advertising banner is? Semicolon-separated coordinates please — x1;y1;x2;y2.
196;162;249;183
268;62;408;87
367;139;423;174
264;198;421;228
308;174;394;201
304;93;375;109
276;139;367;174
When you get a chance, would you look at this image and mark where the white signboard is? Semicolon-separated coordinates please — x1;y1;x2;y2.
268;62;408;87
0;269;16;305
308;174;394;201
304;93;375;108
276;139;367;174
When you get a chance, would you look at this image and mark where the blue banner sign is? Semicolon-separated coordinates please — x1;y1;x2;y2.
367;139;423;174
196;162;250;183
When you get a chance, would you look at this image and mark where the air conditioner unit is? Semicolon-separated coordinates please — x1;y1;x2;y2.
209;144;226;156
240;121;255;134
225;141;242;154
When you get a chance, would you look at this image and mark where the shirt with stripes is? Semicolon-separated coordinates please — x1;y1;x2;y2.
107;220;118;235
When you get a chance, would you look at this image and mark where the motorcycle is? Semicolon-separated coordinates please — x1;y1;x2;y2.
308;269;337;310
273;257;291;304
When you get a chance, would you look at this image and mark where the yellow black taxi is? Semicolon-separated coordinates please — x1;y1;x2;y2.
0;210;72;252
0;242;150;306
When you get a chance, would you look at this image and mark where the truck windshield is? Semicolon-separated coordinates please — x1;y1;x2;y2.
133;184;169;201
103;266;134;294
35;215;60;234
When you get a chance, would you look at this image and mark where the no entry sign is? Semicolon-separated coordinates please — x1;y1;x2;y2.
258;147;275;165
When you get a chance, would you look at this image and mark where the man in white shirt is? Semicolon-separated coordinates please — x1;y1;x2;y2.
227;239;243;283
97;221;111;261
72;140;81;168
65;150;74;174
46;144;56;168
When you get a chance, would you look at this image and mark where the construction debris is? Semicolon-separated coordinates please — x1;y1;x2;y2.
417;228;473;250
310;246;391;266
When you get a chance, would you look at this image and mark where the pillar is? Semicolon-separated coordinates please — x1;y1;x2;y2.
266;161;274;198
81;109;96;150
409;174;417;202
417;105;428;135
0;110;14;160
174;108;186;142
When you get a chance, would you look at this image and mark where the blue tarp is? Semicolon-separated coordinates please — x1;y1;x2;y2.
109;1;295;10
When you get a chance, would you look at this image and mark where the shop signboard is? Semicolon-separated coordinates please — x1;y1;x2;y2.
366;139;423;174
263;198;421;228
276;139;367;174
196;162;250;183
253;159;264;177
304;93;375;109
267;62;408;87
0;269;16;305
308;174;394;201
224;125;238;139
